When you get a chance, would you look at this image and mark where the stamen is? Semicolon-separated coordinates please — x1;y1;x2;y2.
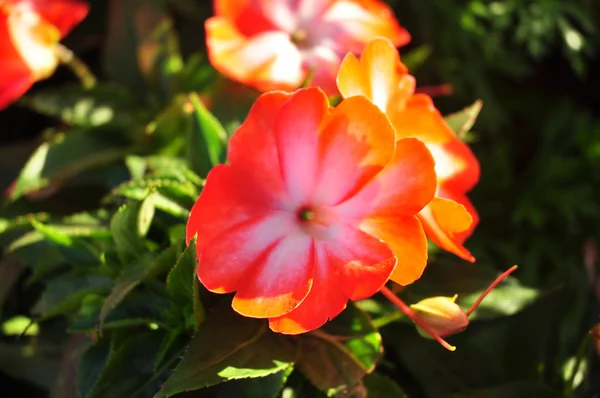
299;208;315;221
465;265;518;316
291;29;308;45
380;286;456;351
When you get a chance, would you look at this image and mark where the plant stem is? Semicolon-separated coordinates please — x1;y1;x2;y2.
55;43;97;88
465;265;518;316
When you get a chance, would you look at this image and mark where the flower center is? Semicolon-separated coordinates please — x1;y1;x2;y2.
298;207;315;222
291;29;308;46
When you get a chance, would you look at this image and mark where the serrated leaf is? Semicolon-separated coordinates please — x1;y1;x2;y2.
98;244;180;329
9;128;129;201
32;274;113;319
187;92;227;177
20;84;146;129
78;340;111;398
86;330;167;398
363;373;408;398
155;307;297;397
166;243;196;305
297;303;382;396
110;201;151;261
444;100;483;139
207;366;294;398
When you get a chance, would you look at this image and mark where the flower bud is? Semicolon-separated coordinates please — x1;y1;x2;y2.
410;295;469;338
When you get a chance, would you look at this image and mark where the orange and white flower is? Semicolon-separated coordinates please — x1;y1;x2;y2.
186;87;436;334
205;0;410;95
337;37;481;261
0;0;89;109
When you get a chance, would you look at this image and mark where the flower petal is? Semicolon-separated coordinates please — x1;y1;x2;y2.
232;233;315;318
429;133;481;193
438;187;479;247
361;215;427;286
269;225;395;334
418;196;475;262
390;94;455;144
197;211;296;293
0;12;34;109
274;88;329;206
186;165;282;251
323;0;411;51
206;17;304;92
337;137;436;220
213;0;279;35
314;95;396;205
337;37;406;112
27;0;89;37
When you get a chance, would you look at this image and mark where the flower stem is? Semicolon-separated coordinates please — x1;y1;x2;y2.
55;43;97;89
380;286;456;351
465;265;518;316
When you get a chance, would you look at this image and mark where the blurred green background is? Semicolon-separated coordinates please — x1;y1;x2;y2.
1;0;599;397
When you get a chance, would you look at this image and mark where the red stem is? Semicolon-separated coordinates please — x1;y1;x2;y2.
465;265;518;316
380;286;456;351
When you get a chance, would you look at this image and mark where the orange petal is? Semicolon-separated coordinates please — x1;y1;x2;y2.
337;37;407;113
269;226;394;333
418;196;475;262
324;0;411;50
205;17;304;92
197;211;297;294
390;94;455;144
213;0;277;35
438;187;479;246
361;215;428;286
233;233;315;318
273;88;329;205
314;95;396;205
336;137;436;220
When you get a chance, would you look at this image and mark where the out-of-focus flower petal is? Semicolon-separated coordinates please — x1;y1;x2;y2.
0;14;34;108
418;197;474;262
24;0;89;36
206;17;304;92
361;215;428;286
232;233;315;318
323;0;410;52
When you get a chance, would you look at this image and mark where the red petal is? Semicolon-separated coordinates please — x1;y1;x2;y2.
269;225;395;334
0;8;33;109
26;0;89;37
274;88;329;206
232;233;315;318
418;196;475;262
337;137;436;220
197;211;296;294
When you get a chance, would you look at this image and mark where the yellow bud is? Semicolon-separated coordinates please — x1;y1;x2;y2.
410;295;469;339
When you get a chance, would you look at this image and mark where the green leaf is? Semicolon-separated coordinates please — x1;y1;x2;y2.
87;330;167;398
297;303;382;395
155;306;297;397
20;84;146;129
187;92;227;177
450;382;563;398
110;199;155;261
30;219;74;246
401;44;432;72
444;100;483;139
8;128;129;201
32;274;113;319
363;373;408;398
207;367;294;398
166;243;196;305
98;244;181;329
78;340;110;398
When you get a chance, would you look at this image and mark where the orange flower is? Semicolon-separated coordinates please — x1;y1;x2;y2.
205;0;410;95
337;37;481;262
186;87;436;334
0;0;89;109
